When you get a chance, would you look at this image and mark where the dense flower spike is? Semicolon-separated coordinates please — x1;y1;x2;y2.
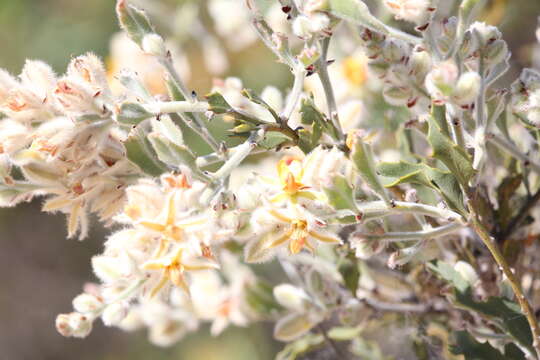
4;0;540;358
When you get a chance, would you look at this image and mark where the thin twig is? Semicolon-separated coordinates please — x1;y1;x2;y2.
354;222;463;242
316;37;344;140
363;297;429;313
488;133;540;175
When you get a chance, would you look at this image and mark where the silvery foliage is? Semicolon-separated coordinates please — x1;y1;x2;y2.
2;0;540;358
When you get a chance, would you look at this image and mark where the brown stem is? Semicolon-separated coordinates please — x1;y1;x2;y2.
470;211;540;359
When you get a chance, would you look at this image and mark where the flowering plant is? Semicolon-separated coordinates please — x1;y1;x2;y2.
3;0;540;358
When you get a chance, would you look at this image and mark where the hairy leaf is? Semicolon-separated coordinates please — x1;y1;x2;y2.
124;127;165;176
378;161;467;215
429;261;533;352
116;0;154;47
427;110;475;187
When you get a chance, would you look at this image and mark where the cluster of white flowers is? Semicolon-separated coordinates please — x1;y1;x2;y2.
5;0;540;357
0;54;138;238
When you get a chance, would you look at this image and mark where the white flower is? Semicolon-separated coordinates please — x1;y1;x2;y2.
246;204;340;262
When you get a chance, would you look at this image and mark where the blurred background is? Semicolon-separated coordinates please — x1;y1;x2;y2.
0;0;539;359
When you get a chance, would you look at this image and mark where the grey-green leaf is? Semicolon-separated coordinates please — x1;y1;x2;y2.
116;0;154;47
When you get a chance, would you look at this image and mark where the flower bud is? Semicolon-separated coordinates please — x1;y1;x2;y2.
142;33;167;57
273;284;310;312
73;293;103;313
383;0;430;24
69;312;93;338
54;78;102;116
425;61;459;103
442;16;458;37
102;303;128;326
20;60;56;99
349;234;385;259
293;16;313;39
382;40;407;63
56;314;74;337
409;47;432;79
485;39;508;66
383;85;413;106
92;255;126;283
292;14;329;39
454;260;479;287
468;22;502;47
56;312;93;338
527;90;540;126
452;72;481;106
0;69;17;103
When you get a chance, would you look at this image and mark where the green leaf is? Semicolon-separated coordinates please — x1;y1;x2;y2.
338;259;360;295
350;337;390;360
259;131;289;150
124;127;165;176
205;92;232;114
427;109;475;187
116;102;152;124
147;133;208;179
151;116;184;146
504;343;527;360
450;331;506;360
276;334;324;360
378;161;467;215
117;69;153;102
242;88;280;122
429;261;533;352
327;0;388;36
327;0;420;44
323;175;360;221
274;313;317;342
116;0;154;47
328;326;363;341
349;133;389;203
300;95;339;142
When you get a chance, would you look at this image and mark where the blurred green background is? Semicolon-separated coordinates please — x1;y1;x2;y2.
0;1;540;359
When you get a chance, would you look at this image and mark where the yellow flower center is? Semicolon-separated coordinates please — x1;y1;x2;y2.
342;56;368;87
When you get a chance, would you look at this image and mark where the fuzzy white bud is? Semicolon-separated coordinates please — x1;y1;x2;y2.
273;284;310;312
292;14;329;39
350;234;385;259
56;312;93;338
425;61;459;103
142;33;167;57
73;293;103;314
452;72;481;106
384;0;430;24
102;303;128;326
468;22;502;46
